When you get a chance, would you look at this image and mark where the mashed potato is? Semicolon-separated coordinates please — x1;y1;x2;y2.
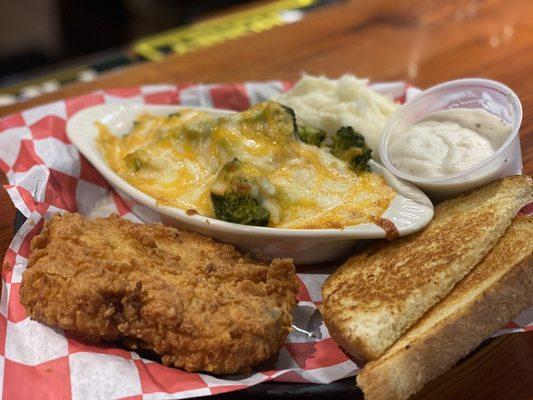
274;74;398;154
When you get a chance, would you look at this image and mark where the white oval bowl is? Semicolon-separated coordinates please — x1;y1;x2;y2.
66;103;434;264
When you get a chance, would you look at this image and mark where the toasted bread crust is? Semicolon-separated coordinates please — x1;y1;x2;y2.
322;176;533;361
357;215;533;400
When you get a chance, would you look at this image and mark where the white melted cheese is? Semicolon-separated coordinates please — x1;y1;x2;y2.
97;107;395;229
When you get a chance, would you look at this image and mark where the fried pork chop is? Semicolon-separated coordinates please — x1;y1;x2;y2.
20;213;299;374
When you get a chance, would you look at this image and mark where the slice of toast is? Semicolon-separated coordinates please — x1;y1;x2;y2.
322;175;533;361
357;215;533;400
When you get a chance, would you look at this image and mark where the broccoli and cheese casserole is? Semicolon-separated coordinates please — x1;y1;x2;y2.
96;101;395;229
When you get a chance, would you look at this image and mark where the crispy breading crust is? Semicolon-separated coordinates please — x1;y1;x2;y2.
20;213;299;374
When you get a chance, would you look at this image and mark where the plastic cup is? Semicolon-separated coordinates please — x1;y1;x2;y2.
379;78;523;201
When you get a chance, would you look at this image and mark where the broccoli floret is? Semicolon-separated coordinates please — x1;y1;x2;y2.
351;145;372;172
124;149;149;172
238;102;298;141
210;158;271;226
280;104;298;135
211;192;270;226
297;126;326;146
329;126;366;153
328;126;372;172
125;154;142;171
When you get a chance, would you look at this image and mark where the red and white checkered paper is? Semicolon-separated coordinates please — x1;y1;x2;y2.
0;82;531;400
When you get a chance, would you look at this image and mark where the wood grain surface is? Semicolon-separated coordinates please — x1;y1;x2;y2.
1;0;532;399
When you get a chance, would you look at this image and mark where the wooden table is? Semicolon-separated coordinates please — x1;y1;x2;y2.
1;0;532;398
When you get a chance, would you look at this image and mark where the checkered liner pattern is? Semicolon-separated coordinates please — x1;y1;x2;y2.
0;82;531;400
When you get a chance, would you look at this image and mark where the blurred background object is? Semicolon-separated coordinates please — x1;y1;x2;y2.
0;0;337;106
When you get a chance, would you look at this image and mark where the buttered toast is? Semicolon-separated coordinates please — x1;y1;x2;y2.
321;175;533;361
357;215;533;400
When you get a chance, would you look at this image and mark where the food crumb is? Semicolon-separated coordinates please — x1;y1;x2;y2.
371;217;399;241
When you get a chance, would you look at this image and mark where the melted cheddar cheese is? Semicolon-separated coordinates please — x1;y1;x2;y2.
97;103;395;229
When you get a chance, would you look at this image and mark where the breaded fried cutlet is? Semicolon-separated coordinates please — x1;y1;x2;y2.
20;213;299;374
